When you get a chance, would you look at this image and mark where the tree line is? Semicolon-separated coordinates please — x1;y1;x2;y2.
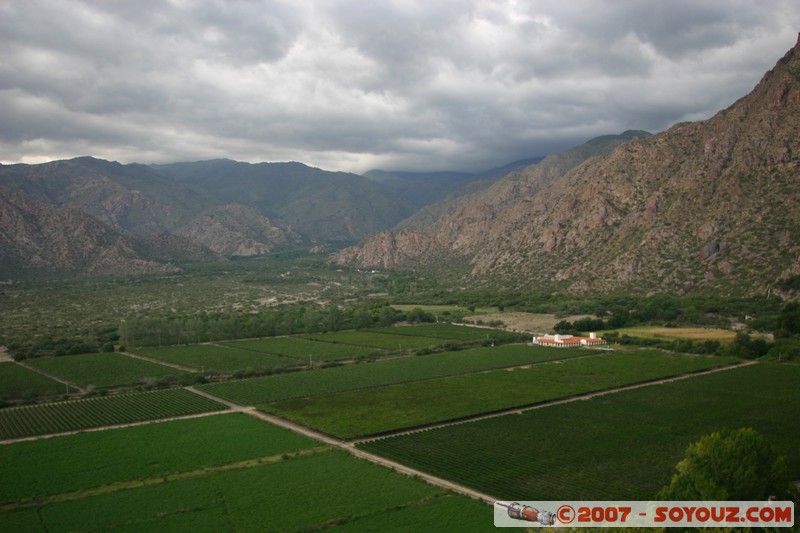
7;303;440;359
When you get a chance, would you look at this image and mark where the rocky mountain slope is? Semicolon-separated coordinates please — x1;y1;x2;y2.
0;187;195;277
335;129;651;267
0;156;408;276
175;204;299;257
335;38;800;296
0;157;211;238
393;130;649;233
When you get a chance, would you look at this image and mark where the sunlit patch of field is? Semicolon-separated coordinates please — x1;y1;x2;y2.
607;327;736;343
465;312;596;333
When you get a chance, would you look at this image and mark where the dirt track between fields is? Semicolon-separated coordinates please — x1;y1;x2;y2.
0;409;234;445
190;359;759;504
352;359;759;444
15;360;85;393
119;350;198;372
1;359;759;505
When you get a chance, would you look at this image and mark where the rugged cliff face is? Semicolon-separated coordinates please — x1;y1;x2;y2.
336;131;652;269
0;156;414;276
175;204;299;257
335;38;800;296
0;157;211;238
0;187;179;277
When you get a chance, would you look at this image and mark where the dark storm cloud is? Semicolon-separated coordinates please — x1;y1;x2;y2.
1;0;799;172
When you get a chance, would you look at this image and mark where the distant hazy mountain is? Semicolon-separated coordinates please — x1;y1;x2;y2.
0;156;417;277
151;160;415;242
334;38;800;296
361;170;474;209
363;156;546;211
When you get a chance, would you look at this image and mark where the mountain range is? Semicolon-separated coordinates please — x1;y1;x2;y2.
3;38;799;294
335;37;800;296
0;152;540;278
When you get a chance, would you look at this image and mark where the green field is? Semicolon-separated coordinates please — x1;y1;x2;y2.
302;330;454;350
0;363;66;399
0;388;226;440
135;344;292;373
359;363;800;501
24;352;187;388
0;414;317;504
223;336;379;361
327;493;491;532
198;343;590;406
372;323;522;342
0;414;492;532
261;352;739;438
5;452;493;533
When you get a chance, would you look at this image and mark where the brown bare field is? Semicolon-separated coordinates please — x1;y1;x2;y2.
464;312;595;334
608;327;736;343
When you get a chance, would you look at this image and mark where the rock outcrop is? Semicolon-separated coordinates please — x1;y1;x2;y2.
335;38;800;296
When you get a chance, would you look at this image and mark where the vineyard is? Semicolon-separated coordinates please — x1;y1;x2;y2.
326;493;490;532
135;344;293;373
1;317;794;531
19;453;492;532
0;414;318;504
301;330;455;350
372;323;524;342
23;352;187;388
197;343;591;405
0;324;521;402
222;336;379;361
0;363;65;400
260;351;739;438
358;363;800;501
1;416;490;532
0;388;226;440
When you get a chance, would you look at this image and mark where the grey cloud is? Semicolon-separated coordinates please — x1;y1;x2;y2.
1;0;799;172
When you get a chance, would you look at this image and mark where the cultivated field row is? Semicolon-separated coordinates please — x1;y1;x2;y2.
0;324;523;399
256;351;741;439
0;414;491;532
0;389;227;441
358;363;800;501
1;349;790;532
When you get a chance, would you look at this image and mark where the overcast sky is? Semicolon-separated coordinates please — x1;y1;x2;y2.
2;1;799;173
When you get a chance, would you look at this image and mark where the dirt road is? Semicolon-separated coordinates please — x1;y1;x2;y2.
0;409;232;445
185;360;757;504
2;359;759;505
15;360;85;393
119;350;198;372
186;387;499;503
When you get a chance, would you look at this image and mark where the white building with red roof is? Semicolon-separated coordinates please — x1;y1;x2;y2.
530;332;607;347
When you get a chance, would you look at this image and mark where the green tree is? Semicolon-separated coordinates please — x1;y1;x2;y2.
378;305;396;327
326;306;343;332
729;332;770;359
658;428;789;500
406;307;433;323
777;302;800;335
553;320;574;334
